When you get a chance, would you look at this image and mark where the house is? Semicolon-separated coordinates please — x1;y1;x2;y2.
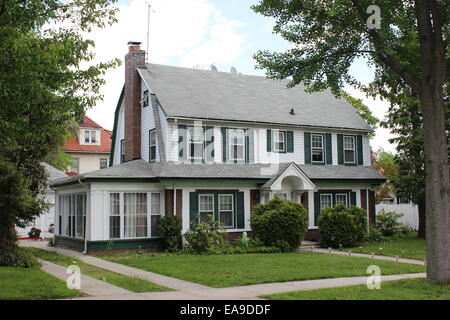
16;163;66;239
63;116;112;175
50;42;385;252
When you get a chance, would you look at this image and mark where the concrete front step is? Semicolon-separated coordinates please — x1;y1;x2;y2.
299;241;320;251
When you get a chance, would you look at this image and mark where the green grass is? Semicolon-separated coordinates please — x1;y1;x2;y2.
98;251;425;288
347;233;426;260
24;247;172;293
0;265;84;300
262;278;450;300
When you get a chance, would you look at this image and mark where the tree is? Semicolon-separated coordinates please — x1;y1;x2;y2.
0;0;120;263
373;148;398;203
342;91;379;137
252;0;449;282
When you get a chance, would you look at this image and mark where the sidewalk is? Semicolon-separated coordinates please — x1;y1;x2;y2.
20;240;426;300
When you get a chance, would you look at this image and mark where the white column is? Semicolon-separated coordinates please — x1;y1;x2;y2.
308;190;315;228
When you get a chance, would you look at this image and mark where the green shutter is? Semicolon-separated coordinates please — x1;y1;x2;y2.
214;194;219;221
189;192;198;226
221;127;228;163
357;135;363;165
304;132;311;164
350;192;357;206
205;126;214;163
178;125;187;162
314;192;320;226
287;131;294;153
337;134;344;165
266;129;272;152
326;133;332;164
246;129;255;164
236;191;245;229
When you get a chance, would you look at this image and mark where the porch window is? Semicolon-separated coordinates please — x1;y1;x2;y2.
198;194;214;223
344;136;356;163
151;193;161;237
335;193;348;206
124;193;148;238
58;193;85;238
149;129;157;162
274;131;286;152
109;193;120;238
311;134;324;162
188;126;205;160
229;129;245;161
320;194;333;209
75;194;86;238
219;194;234;228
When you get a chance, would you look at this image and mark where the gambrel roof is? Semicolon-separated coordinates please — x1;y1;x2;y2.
137;64;373;132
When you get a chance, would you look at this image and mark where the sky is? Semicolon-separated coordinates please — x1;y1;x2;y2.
84;0;396;153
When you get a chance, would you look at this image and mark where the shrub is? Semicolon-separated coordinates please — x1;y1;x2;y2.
250;197;309;251
184;215;227;254
318;204;367;248
366;226;384;242
206;246;281;255
159;216;182;252
0;249;38;268
375;209;404;236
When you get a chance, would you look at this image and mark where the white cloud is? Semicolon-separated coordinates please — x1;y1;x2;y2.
84;0;244;130
344;86;397;154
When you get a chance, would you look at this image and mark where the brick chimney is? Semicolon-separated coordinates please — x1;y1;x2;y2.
124;41;145;161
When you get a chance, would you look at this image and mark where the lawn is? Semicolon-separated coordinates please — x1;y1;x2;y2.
98;251;425;288
346;233;426;260
24;247;172;293
262;278;450;300
0;265;84;300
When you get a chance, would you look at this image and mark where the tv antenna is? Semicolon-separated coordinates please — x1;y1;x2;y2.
145;2;155;63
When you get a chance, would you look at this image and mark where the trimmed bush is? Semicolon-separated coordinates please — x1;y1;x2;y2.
183;215;227;254
318;204;367;248
159;216;182;252
375;209;404;236
250;197;309;251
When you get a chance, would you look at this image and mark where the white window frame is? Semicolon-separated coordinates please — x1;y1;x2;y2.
229;128;245;161
58;192;86;239
335;193;348;207
188;126;205;161
149;129;157;162
218;194;234;228
343;135;356;164
83;129;99;145
273;130;286;152
198;194;214;224
311;134;324;163
150;193;161;237
108;191;163;239
320;193;333;209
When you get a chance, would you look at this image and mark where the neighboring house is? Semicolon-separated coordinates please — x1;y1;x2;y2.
50;42;385;252
16;163;66;239
63;116;111;175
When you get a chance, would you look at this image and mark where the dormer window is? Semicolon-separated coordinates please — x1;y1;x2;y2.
82;129;100;145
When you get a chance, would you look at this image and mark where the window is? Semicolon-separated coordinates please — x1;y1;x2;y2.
149;129;157;162
219;194;234;228
58;193;85;238
109;192;162;239
229;129;245;161
83;130;98;144
188;126;205;160
70;157;79;174
311;134;324;162
151;193;161;237
344;136;356;163
120;139;125;163
274;131;286;152
124;193;148;238
109;193;120;238
100;158;108;169
320;194;333;209
335;193;348;206
198;194;214;223
142;90;149;107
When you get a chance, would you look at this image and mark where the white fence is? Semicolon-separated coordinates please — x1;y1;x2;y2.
375;203;419;230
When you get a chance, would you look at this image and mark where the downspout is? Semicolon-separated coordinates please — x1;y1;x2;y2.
77;177;89;255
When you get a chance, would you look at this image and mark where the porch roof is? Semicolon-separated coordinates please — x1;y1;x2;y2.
51;160;385;187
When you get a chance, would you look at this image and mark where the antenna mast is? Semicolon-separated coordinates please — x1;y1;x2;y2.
146;2;151;63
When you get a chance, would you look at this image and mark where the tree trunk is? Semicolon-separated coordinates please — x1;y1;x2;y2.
420;89;450;283
417;197;426;239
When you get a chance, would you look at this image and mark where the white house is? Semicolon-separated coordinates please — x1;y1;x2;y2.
50;42;385;252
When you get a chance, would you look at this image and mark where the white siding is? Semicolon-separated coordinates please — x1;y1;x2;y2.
332;133;338;165
141;81;157;162
363;134;372;166
112;102;125;166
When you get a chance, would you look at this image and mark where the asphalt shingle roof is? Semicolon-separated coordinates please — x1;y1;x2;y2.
138;64;373;132
51;160;385;187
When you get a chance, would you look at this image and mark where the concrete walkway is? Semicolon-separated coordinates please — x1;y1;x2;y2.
20;241;426;300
